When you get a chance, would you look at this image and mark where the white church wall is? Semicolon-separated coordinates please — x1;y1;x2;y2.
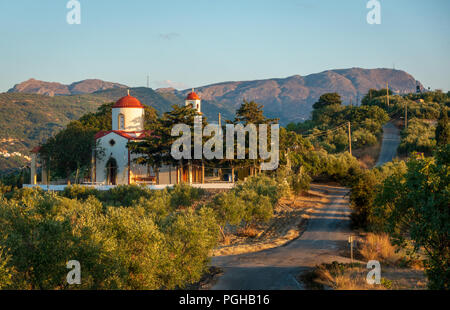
112;108;144;131
185;99;201;113
96;133;130;185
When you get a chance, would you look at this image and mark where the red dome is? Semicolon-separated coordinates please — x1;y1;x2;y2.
113;95;144;108
186;91;200;100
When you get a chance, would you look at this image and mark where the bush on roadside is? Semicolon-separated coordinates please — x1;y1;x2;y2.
0;187;218;289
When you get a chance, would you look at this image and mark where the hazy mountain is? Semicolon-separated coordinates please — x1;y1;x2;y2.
8;78;127;96
173;68;424;124
0;93;110;172
8;68;423;124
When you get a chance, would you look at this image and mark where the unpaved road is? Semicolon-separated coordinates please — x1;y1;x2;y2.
211;184;353;290
376;122;400;167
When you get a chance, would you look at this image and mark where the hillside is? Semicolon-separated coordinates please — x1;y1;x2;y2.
0;93;110;172
174;68;423;124
8;78;127;96
94;87;236;122
0;68;424;173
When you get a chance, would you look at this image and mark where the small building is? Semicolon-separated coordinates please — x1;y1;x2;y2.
28;90;240;188
93;90;204;185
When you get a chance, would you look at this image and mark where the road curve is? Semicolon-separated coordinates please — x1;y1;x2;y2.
376;122;401;167
210;184;353;290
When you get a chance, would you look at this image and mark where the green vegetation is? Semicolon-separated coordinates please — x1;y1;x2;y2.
398;119;436;156
436;107;450;147
346;146;449;289
0;184;217;289
287;93;389;154
362;89;449;121
210;175;283;239
0;93;110;172
0;174;291;289
1;87;447;290
375;146;449;289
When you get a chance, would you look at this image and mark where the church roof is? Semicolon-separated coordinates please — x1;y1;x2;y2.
186;91;200;100
94;130;152;140
112;94;144;109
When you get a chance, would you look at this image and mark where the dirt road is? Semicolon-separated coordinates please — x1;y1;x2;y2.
376;122;400;167
210;184;353;290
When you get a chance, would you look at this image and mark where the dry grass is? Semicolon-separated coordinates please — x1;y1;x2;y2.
303;261;427;290
358;233;402;265
212;188;328;256
237;226;260;238
353;140;382;169
306;262;384;290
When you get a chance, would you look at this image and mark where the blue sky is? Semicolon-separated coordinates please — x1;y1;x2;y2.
0;0;449;92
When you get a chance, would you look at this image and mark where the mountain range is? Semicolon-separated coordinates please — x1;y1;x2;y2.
8;78;127;96
0;68;424;172
174;68;424;123
7;68;423;124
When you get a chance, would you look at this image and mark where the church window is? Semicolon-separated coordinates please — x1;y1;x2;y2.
118;113;125;130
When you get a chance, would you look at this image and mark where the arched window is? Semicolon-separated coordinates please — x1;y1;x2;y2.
118;113;125;130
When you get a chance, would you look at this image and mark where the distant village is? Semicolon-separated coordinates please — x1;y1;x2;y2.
0;138;31;161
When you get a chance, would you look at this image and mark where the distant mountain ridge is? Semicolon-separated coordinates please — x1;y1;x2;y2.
8;78;128;96
0;68;425;173
7;68;423;124
170;68;424;124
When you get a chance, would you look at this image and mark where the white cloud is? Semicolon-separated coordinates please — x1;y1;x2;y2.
158;32;180;40
155;80;188;90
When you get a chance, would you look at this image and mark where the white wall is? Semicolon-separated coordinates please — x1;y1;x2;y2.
96;133;130;185
185;99;201;113
23;183;234;191
112;107;144;131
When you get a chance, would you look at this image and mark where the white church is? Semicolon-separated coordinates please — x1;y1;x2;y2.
92;90;205;185
29;90;207;187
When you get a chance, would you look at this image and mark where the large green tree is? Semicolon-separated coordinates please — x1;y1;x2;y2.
40;121;98;183
435;108;450;147
375;146;450;289
128;104;204;180
228;100;278;175
312;93;342;110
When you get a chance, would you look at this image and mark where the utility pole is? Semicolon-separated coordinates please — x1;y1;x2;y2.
405;102;408;129
348;236;354;264
348;122;352;156
147;75;149;88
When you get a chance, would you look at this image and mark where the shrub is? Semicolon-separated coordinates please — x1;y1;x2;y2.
398;118;436;155
102;184;153;207
168;183;205;208
210;191;245;238
375;146;450;289
234;175;281;205
359;233;401;265
0;187;218;290
350;170;379;229
62;184;100;200
289;166;311;195
238;188;273;226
